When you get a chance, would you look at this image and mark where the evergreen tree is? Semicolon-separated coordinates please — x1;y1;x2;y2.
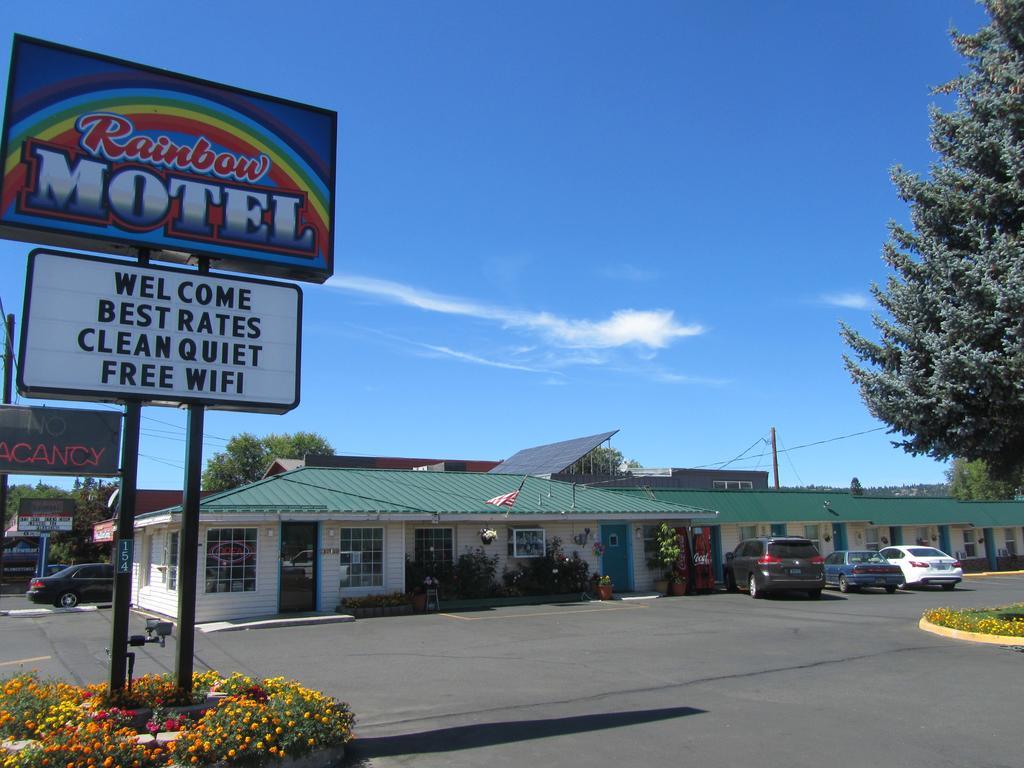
850;477;864;496
842;1;1024;479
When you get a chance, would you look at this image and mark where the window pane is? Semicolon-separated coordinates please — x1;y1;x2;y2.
414;529;454;564
339;527;385;588
204;528;257;593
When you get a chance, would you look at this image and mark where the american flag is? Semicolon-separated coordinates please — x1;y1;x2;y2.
485;490;520;508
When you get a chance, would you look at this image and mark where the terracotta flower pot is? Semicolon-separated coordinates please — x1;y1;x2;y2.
596;584;613;600
412;593;427;612
669;581;686;596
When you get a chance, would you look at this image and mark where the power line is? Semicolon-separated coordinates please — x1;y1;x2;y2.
777;434;805;487
719;435;769;470
693;427;887;470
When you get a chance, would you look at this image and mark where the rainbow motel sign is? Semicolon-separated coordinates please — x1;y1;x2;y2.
0;36;336;284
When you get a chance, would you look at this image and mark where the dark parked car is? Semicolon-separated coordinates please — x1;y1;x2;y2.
44;563;71;577
26;563;114;607
724;536;825;599
823;550;903;593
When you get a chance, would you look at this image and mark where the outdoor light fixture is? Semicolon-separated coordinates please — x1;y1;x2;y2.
265;528;275;537
327;529;336;537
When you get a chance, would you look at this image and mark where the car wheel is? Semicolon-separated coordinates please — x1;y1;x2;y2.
885;585;897;594
839;575;850;593
725;571;737;592
748;575;763;599
942;583;956;591
807;589;822;599
57;591;79;608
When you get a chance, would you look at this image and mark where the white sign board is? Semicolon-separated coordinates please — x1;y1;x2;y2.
19;250;301;413
17;498;74;533
18;515;73;533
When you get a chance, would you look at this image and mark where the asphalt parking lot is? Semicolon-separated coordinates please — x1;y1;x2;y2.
2;575;1022;768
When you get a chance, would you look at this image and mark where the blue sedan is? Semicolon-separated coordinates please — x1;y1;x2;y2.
823;550;904;593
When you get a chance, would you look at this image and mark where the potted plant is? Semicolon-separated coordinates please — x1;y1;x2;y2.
668;572;687;596
479;527;498;545
594;574;613;600
651;523;682;595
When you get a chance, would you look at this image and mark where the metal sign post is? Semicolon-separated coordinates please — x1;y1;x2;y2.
174;400;204;693
108;401;140;692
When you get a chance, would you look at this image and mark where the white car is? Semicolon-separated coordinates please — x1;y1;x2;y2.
878;545;962;590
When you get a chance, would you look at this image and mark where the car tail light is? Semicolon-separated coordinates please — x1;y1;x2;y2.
952;560;961;568
757;554;782;564
810;555;824;565
909;560;929;568
29;579;45;589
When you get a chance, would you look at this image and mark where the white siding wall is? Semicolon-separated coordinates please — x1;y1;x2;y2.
319;525;340;611
136;525;280;623
385;522;406;593
330;522;407;605
135;528;179;618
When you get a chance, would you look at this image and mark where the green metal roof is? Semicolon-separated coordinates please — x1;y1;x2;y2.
611;488;1024;527
137;467;717;520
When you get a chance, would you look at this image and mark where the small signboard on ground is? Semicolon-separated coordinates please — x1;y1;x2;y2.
17;498;75;533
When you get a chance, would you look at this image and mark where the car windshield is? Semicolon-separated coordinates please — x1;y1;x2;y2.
849;552;887;564
908;547;946;558
768;541;818;558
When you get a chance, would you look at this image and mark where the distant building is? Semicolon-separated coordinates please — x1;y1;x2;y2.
263;454;500;479
554;467;770;490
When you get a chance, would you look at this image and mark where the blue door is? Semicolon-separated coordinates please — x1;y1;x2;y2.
600;523;630;591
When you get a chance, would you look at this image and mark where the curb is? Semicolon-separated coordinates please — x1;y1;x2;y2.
963;570;1024;578
918;616;1024;646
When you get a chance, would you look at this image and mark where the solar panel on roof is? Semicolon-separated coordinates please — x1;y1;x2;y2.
488;430;619;476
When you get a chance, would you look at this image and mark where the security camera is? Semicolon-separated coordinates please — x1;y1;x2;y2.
146;618;173;637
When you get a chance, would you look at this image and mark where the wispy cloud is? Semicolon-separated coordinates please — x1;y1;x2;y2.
415;342;549;373
326;274;703;349
820;292;871;310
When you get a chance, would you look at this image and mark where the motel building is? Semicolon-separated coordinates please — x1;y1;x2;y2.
612;487;1024;579
130;466;716;623
129;469;1024;624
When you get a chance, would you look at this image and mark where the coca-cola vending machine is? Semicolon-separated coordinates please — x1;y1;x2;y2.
688;527;715;593
674;525;715;594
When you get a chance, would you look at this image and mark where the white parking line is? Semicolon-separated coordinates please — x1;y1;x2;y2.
0;656;51;667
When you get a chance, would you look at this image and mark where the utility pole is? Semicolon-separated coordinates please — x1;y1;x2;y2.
770;427;780;489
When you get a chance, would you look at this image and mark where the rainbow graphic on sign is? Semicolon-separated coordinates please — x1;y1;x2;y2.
0;36;337;283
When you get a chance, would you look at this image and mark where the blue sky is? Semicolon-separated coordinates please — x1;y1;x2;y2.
0;1;992;491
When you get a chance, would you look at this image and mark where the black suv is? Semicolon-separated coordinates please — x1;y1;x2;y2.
724;537;825;599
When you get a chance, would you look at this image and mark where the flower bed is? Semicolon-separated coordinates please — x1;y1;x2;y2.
0;671;355;768
338;592;412;618
923;603;1024;638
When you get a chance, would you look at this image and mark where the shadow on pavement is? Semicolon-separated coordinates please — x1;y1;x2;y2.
348;705;704;759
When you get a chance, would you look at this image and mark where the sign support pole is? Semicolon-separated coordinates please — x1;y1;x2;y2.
175;257;209;694
108;400;140;693
0;314;14;600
